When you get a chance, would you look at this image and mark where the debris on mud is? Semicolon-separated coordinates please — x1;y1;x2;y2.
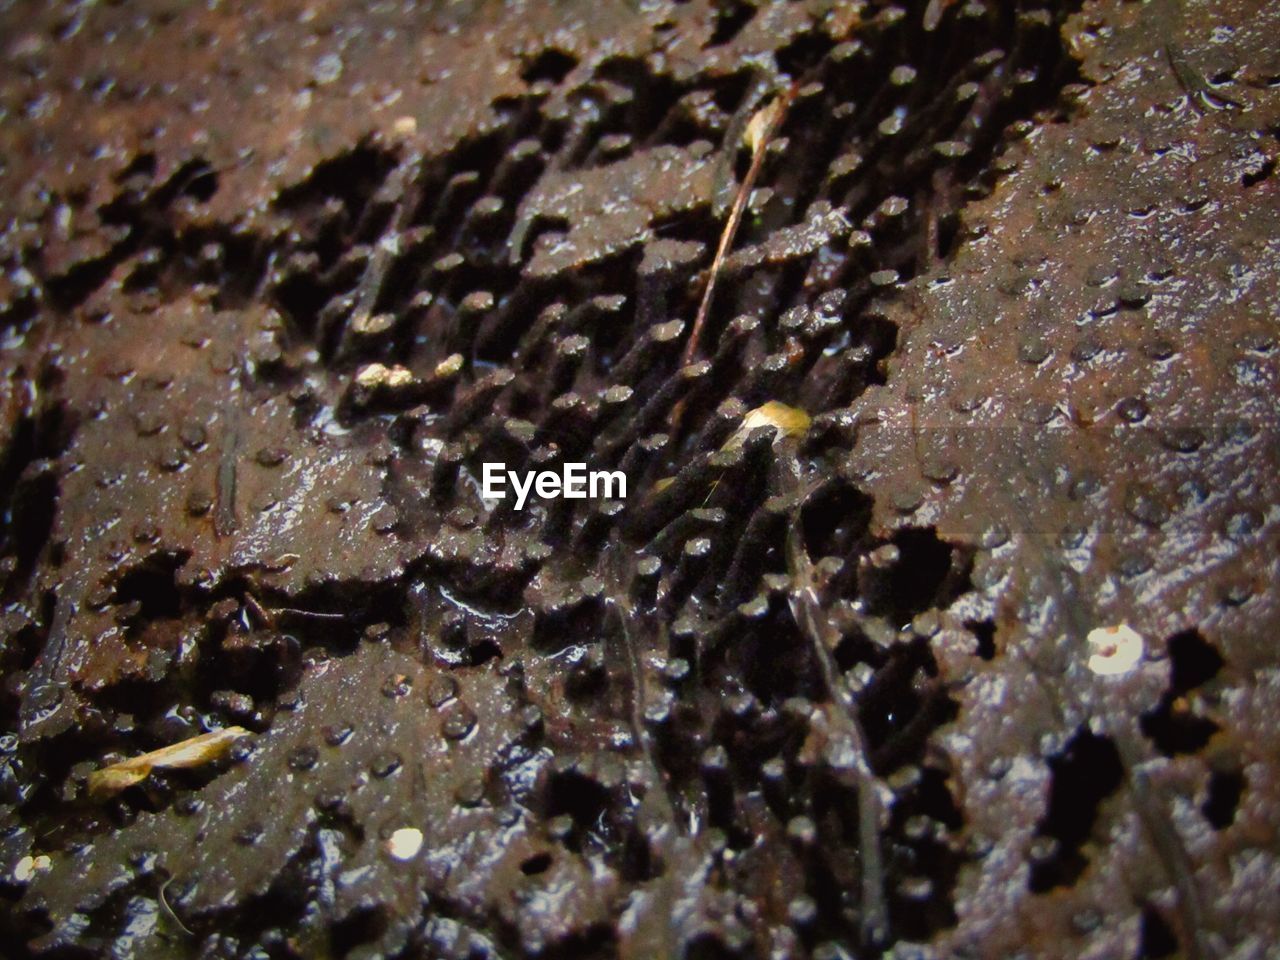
87;726;250;799
0;1;1276;958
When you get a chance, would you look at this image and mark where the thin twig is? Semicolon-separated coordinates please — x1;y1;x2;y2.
606;549;682;830
671;2;863;430
680;87;795;374
158;876;195;938
214;409;240;540
784;494;888;949
668;86;798;434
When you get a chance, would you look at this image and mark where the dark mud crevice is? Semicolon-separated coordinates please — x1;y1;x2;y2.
1139;904;1180;958
1029;729;1124;893
1202;767;1244;830
521;49;580;86
706;0;756;48
41;157;231;314
1141;630;1224;757
0;0;1139;956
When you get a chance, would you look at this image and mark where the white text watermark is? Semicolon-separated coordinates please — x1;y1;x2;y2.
481;463;626;510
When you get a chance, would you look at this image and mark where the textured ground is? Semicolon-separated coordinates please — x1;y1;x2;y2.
0;0;1277;958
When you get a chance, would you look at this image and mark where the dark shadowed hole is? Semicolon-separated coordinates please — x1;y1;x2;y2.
707;0;754;47
7;452;58;577
1140;699;1219;756
926;765;965;833
966;619;996;660
800;482;873;559
544;769;610;828
1242;158;1275;188
520;852;553;875
866;527;972;626
710;70;754;114
861;639;957;773
273;144;398;217
1141;629;1223;756
1030;729;1123;892
621;824;657;882
46;252;126;312
1202;769;1244;829
1138;905;1179;958
114;151;157;183
466;637;503;667
1166;629;1223;693
331;905;387;956
937;211;962;260
863;316;900;384
182;166;219;202
775;30;836;78
521;49;578;85
112;553;189;620
893;531;953;600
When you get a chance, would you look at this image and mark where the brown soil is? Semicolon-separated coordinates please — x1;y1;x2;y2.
0;1;1277;958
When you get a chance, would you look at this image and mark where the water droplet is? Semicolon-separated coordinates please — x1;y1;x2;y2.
187;490;213;516
156;445;187;472
441;704;477;741
133;410;164;436
1224;509;1262;542
425;675;458;708
178;421;207;450
1115;396;1148;423
1018;336;1050;365
455;777;485;806
1124;486;1170;527
1117;550;1153;579
288;745;319;771
381;673;412;699
312;53;343;85
323;723;353;747
979;523;1010;549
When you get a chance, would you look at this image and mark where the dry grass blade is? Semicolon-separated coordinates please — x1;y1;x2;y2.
675;89;795;390
672;2;861;431
87;726;250;799
784;514;888;949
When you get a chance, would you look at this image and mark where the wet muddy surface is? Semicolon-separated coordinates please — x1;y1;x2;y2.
0;1;1277;958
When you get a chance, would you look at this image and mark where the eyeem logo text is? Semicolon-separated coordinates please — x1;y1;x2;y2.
482;463;626;511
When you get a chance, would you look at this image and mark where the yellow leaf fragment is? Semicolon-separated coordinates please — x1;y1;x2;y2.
434;352;465;378
350;312;396;336
356;362;415;390
726;401;811;449
653;402;810;493
12;854;51;883
87;726;250;799
745;98;784;155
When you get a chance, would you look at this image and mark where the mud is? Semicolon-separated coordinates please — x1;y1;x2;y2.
0;1;1277;958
